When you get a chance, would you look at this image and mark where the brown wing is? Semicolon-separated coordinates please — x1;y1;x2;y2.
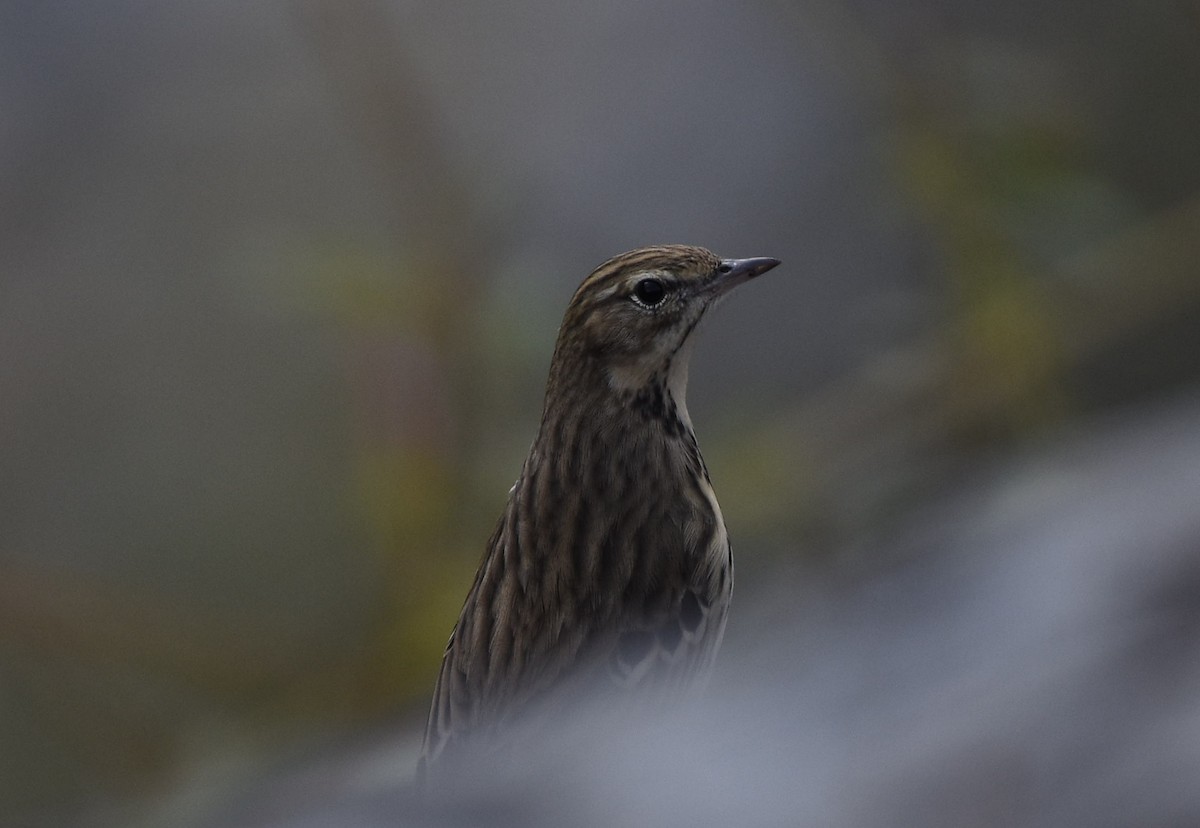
418;471;732;775
609;584;728;694
418;559;729;774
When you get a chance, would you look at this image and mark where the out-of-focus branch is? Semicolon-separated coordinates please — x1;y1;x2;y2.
292;0;485;280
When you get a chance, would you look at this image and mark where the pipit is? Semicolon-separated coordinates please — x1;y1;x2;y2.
419;245;780;776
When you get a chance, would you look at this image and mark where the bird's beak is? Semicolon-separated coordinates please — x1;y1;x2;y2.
709;257;781;296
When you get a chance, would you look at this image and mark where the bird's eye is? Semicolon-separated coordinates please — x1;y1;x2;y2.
633;278;666;307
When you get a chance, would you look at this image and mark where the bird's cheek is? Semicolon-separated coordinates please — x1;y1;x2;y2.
583;318;635;356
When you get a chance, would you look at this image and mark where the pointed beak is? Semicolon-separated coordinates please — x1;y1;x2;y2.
709;256;781;296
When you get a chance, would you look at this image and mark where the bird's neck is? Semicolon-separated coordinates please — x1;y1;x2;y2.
533;349;703;486
544;332;699;428
513;349;722;606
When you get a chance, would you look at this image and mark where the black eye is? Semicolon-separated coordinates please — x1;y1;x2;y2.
633;278;666;307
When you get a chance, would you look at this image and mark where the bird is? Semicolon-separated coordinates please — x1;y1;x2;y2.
418;245;780;779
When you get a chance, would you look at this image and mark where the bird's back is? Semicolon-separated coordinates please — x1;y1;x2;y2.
419;404;732;774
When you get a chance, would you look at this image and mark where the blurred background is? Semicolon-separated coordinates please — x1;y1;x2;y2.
3;1;1199;825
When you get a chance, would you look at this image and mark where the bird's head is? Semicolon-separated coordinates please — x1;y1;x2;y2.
549;245;780;399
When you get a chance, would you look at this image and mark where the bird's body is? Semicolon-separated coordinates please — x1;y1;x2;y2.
419;245;779;775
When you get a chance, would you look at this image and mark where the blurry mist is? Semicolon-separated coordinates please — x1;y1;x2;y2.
1;1;1198;826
